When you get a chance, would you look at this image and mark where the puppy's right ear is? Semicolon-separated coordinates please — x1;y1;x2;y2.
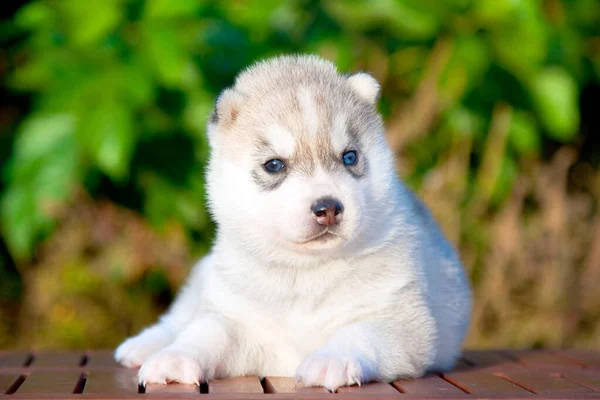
346;72;380;105
207;88;244;146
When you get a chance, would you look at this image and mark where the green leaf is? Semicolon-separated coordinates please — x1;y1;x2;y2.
78;102;136;180
13;2;55;30
144;0;201;19
323;0;439;40
10;54;53;91
1;114;80;259
473;0;519;24
444;105;484;138
61;0;123;47
116;61;155;108
10;114;79;203
183;91;215;136
141;25;190;87
508;111;540;154
489;2;548;79
530;67;579;142
440;36;490;102
0;186;41;259
13;114;75;161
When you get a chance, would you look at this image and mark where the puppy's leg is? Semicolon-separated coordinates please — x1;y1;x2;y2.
115;257;211;368
138;314;236;385
296;314;437;391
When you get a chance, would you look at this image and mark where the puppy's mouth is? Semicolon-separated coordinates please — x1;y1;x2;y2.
297;229;344;244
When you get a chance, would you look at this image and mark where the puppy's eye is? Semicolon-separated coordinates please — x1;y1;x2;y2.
264;159;285;173
342;151;358;166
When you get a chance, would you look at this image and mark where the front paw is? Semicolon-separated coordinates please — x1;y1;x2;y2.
138;348;207;385
115;326;172;368
295;352;364;391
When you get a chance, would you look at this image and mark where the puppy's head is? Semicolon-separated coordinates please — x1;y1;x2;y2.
206;55;397;265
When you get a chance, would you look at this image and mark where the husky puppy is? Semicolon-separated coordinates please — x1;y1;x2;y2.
115;55;472;390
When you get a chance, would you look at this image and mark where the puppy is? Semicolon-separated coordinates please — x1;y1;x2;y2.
115;54;472;391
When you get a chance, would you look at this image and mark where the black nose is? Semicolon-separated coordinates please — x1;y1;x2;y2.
311;197;344;226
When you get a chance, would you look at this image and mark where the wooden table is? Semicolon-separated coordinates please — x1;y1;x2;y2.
1;350;599;399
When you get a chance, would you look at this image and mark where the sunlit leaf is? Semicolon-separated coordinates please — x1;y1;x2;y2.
530;67;579;141
13;1;55;30
489;3;548;79
473;0;521;24
61;0;122;47
144;0;202;19
323;0;439;39
444;105;484;138
77;102;136;180
141;25;190;87
1;114;80;259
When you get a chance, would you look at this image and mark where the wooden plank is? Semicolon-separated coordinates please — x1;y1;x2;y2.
559;350;600;369
83;369;139;395
462;350;517;370
337;382;401;396
208;376;263;394
0;373;21;394
394;374;467;396
85;350;124;368
453;358;473;371
498;370;594;395
145;382;199;394
505;349;584;370
31;351;86;368
0;350;598;398
15;371;82;394
442;369;534;396
559;370;600;392
0;352;30;368
263;377;329;394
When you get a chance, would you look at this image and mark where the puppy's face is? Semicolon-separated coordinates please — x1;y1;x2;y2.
206;58;396;264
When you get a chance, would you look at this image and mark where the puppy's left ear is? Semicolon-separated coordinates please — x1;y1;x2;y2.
206;88;245;147
347;72;381;105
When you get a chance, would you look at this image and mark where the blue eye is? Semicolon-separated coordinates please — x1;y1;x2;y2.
342;151;358;166
264;159;285;173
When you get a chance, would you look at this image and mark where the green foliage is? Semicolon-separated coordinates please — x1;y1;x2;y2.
1;0;598;260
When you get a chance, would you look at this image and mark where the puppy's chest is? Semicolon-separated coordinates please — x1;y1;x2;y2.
205;270;378;344
235;293;370;354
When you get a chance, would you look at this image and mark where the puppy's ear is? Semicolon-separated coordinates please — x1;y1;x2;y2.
347;72;380;105
207;88;244;145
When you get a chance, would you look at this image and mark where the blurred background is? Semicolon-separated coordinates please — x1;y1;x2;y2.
0;0;599;351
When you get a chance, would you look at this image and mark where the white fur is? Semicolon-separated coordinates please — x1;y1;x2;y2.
115;55;472;392
330;113;349;153
347;72;380;104
297;86;319;138
263;124;296;159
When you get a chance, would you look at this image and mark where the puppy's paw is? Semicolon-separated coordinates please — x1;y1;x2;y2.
138;348;207;385
295;352;363;391
115;326;172;368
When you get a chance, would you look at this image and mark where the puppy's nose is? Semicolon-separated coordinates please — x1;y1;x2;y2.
311;197;344;226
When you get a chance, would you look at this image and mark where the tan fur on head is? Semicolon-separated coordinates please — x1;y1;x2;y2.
206;55;385;168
